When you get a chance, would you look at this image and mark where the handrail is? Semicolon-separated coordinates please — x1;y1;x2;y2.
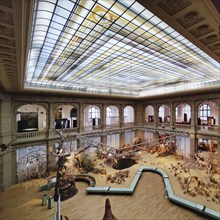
15;124;219;144
16;130;47;140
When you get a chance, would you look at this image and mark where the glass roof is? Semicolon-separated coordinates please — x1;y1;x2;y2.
25;0;220;97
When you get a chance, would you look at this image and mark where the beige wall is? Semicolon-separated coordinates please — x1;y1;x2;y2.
0;90;219;189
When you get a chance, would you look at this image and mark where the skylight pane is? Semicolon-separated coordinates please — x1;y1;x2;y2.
53;14;67;24
131;1;145;13
51;21;63;30
38;1;55;12
57;0;75;11
35;18;51;26
149;16;161;25
26;0;220;97
157;21;168;30
141;9;154;20
54;6;71;18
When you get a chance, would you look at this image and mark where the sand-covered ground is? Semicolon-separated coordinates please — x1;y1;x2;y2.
72;150;220;212
0;150;219;220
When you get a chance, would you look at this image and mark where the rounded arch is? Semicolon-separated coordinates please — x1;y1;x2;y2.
54;104;76;129
16;104;47;132
158;104;170;123
84;105;101;130
70;107;78;128
175;103;191;124
106;105;119;127
124;106;134;124
197;101;218;126
145;105;154;122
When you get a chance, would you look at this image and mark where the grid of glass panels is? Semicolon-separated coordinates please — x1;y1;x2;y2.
199;104;211;118
25;0;220;97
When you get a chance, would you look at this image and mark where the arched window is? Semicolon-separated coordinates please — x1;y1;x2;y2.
145;105;154;122
17;104;46;132
89;107;99;119
158;105;170;123
124;106;134;123
200;104;211;118
106;107;112;117
175;103;191;124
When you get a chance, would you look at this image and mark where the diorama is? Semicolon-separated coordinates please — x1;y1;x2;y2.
43;129;219;218
1;129;219;220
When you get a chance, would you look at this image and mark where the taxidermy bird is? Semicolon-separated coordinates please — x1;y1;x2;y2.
102;198;118;220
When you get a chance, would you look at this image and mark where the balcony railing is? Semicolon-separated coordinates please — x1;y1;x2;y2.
175;124;191;130
16;130;47;141
197;125;219;134
105;123;120;129
15;123;220;144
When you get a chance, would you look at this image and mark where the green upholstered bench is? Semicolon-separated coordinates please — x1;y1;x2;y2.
156;168;169;178
86;186;110;193
39;178;56;191
204;207;220;219
108;187;133;194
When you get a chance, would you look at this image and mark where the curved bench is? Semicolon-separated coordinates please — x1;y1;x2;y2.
86;166;220;220
39;174;96;191
74;174;96;187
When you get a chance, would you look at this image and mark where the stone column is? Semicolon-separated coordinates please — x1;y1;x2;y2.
217;103;220;133
102;104;106;130
0;150;17;190
154;105;158;128
153;131;159;140
135;104;144;126
78;103;84;133
170;102;175;128
0;94;13;144
217;138;220;168
190;101;196;132
119;105;123;128
46;140;56;174
135;129;144;141
189;132;198;156
101;135;107;147
48;102;55;130
119;132;125;148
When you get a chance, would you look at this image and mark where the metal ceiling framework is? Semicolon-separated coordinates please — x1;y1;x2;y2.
0;0;219;97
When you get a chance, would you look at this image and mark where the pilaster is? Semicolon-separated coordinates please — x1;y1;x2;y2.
102;104;106;129
189;132;198;156
119;132;125;147
190;101;196;132
170;102;175;127
101;135;107;147
79;103;84;132
154;104;158;128
0;94;13;144
135;104;144;126
0;150;17;191
217;138;220;168
119;105;123;128
48;102;55;130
